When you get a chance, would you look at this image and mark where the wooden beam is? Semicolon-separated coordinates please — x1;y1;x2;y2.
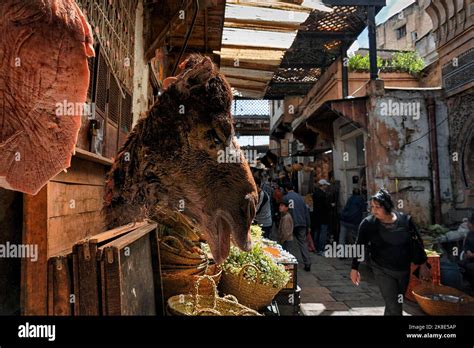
221;66;274;80
221;58;279;71
228;81;267;90
224;20;300;32
224;74;270;83
322;0;385;6
226;0;319;12
145;0;195;61
21;187;48;315
233;86;266;98
217;46;286;58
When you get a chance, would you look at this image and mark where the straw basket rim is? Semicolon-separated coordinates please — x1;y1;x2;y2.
167;275;261;316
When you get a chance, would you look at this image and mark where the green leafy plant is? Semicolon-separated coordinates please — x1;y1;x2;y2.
390;51;425;75
222;244;290;289
348;52;425;76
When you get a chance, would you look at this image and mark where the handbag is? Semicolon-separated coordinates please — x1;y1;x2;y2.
407;215;429;267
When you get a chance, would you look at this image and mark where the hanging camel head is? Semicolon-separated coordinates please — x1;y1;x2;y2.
103;54;258;264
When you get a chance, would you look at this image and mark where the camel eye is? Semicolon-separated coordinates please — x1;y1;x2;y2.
207;129;223;146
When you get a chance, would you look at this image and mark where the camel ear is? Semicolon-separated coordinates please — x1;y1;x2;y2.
179;56;214;92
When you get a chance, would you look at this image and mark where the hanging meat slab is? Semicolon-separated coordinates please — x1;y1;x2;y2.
0;0;95;195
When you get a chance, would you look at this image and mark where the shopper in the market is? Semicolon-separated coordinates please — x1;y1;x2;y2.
350;188;432;316
459;211;474;290
312;179;332;255
254;176;273;239
284;183;312;271
278;200;294;252
339;188;366;246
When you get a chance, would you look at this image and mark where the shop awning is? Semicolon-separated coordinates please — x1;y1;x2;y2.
293;96;368;152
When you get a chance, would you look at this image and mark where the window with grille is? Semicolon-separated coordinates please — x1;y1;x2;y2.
121;92;133;133
95;50;108;114
396;25;407;39
108;76;121;124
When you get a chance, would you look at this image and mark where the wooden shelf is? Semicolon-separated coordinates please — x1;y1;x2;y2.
74;147;114;166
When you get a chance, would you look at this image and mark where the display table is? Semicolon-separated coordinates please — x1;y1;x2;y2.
261;239;300;315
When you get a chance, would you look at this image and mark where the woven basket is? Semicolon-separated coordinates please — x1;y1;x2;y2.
162;264;222;300
161;260;208;276
219;264;283;310
167;275;261;316
412;282;474;316
159;235;207;266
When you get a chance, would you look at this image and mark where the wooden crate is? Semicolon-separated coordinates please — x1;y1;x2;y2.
72;221;149;315
47;255;73;316
281;262;298;291
100;223;164;315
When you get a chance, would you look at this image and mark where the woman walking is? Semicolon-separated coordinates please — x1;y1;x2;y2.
350;189;432;315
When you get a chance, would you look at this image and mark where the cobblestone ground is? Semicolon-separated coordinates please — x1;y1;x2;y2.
294;252;425;316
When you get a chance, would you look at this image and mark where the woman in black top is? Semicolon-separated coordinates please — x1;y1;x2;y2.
350;189;431;315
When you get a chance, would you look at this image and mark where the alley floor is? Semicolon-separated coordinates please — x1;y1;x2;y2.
295;253;425;316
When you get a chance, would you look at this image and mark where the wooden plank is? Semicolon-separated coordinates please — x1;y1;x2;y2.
100;223;162;315
72;222;146;315
21;187;48;315
48;256;72;316
47;182;104;219
48;211;105;258
221;66;274;80
225;3;309;23
51;157;107;186
216;47;285;60
222;28;296;49
83;221;149;245
74;147;114;166
233;88;266;99
226;0;319;12
226;79;268;89
220;58;278;71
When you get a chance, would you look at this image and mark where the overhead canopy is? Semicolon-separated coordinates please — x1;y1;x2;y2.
213;0;383;99
214;0;320;99
266;1;384;98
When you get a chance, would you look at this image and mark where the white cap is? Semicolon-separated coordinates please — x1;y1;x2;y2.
318;179;330;186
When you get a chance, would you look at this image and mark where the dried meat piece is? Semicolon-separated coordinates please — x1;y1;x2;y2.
0;0;94;195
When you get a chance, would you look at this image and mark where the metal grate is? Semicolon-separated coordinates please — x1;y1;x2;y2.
232;99;270;117
121;91;133;133
87;56;95;101
272;68;321;83
304;6;364;33
95;50;108;113
108;75;121;124
76;0;136;92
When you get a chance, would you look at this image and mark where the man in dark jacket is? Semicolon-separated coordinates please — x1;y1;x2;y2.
284;183;312;271
312;179;331;255
459;212;474;290
339;188;366;246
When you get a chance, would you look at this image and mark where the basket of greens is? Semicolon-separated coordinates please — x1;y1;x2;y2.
220;244;290;310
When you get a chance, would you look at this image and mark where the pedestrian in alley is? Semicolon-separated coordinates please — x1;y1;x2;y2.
278;200;294;252
339;188;366;246
284;183;312;271
350;188;432;316
254;177;273;239
459;211;474;290
312;179;331;255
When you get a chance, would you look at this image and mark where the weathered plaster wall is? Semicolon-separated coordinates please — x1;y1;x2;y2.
132;0;150;126
366;90;433;226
